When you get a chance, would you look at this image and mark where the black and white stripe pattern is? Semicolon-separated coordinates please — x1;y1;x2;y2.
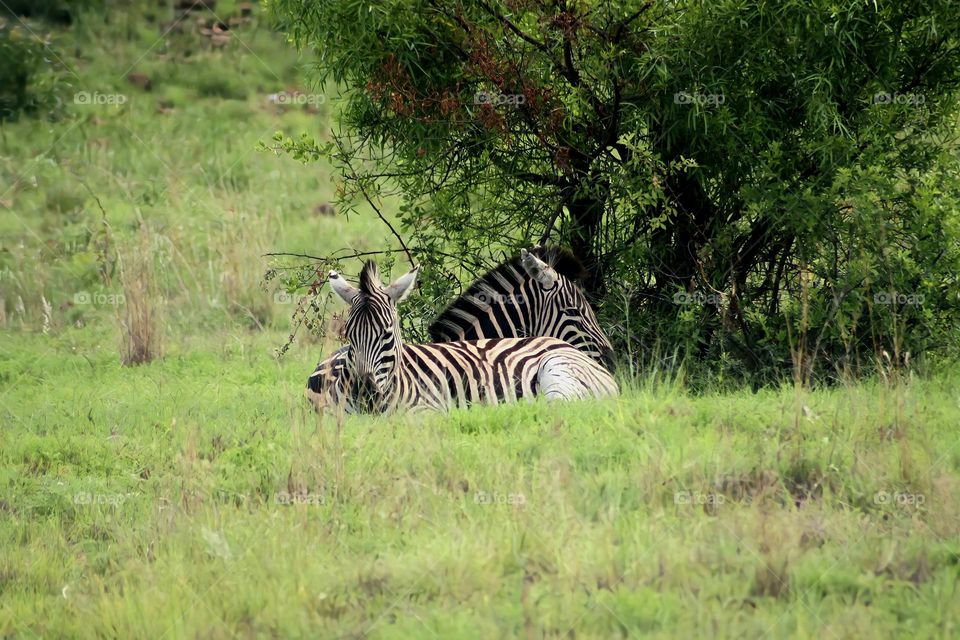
429;246;613;364
306;247;614;413
318;261;618;413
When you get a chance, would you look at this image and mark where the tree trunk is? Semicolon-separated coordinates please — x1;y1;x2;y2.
567;192;606;297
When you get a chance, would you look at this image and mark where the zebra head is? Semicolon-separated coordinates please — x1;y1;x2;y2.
520;248;615;366
328;261;418;400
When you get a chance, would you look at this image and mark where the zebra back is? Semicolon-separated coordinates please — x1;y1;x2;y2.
428;246;612;364
383;337;619;413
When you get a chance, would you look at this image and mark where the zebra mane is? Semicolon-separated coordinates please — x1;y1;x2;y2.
428;246;586;342
359;261;381;295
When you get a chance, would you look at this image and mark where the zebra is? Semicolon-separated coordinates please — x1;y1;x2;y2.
305;246;614;412
429;246;613;364
322;261;618;413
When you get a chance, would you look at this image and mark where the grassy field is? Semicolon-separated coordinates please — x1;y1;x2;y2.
2;4;960;639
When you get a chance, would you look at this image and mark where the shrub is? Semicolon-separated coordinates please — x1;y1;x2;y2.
1;0;101;25
0;23;69;121
268;0;960;384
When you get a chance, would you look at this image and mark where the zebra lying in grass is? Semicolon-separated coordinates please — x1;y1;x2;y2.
306;246;615;412
320;261;618;413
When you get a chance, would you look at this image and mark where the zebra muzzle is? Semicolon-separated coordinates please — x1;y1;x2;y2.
354;373;381;409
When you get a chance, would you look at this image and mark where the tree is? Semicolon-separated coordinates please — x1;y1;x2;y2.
268;0;960;382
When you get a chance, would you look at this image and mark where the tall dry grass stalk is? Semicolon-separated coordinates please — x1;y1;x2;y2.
118;225;165;366
215;207;272;327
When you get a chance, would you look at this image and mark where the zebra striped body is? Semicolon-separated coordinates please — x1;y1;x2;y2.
317;261;618;414
307;345;353;411
307;247;614;413
351;337;617;413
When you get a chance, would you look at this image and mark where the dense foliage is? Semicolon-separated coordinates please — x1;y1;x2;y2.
2;0;100;24
0;23;68;121
268;0;960;383
0;0;97;121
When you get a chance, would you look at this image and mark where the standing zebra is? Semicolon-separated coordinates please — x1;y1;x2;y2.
323;261;618;413
306;247;614;412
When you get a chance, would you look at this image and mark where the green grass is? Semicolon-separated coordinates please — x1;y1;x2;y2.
2;330;959;638
2;4;960;639
0;2;392;333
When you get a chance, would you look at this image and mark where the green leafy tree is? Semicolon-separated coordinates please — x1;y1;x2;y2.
268;0;960;382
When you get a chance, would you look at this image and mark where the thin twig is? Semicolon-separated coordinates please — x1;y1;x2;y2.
539;200;565;245
335;137;416;268
263;249;394;261
76;177;113;286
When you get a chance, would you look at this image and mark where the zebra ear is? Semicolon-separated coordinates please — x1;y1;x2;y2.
520;248;558;289
328;270;360;304
385;267;418;304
